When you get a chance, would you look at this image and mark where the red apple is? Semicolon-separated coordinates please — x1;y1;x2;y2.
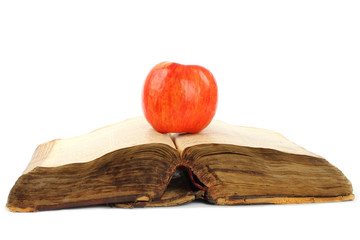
142;61;218;133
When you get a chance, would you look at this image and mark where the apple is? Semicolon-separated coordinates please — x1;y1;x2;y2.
142;61;218;133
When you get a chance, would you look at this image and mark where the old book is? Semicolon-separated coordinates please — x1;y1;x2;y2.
7;117;354;212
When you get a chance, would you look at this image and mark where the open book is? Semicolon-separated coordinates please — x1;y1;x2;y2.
7;117;354;212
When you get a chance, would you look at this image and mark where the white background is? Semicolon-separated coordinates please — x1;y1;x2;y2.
1;0;359;239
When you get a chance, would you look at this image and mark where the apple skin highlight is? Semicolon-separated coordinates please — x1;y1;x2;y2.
142;62;218;133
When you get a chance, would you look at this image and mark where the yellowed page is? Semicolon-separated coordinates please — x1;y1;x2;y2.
24;117;175;174
174;120;322;158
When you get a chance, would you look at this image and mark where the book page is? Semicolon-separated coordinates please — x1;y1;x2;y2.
23;117;175;174
174;120;322;158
